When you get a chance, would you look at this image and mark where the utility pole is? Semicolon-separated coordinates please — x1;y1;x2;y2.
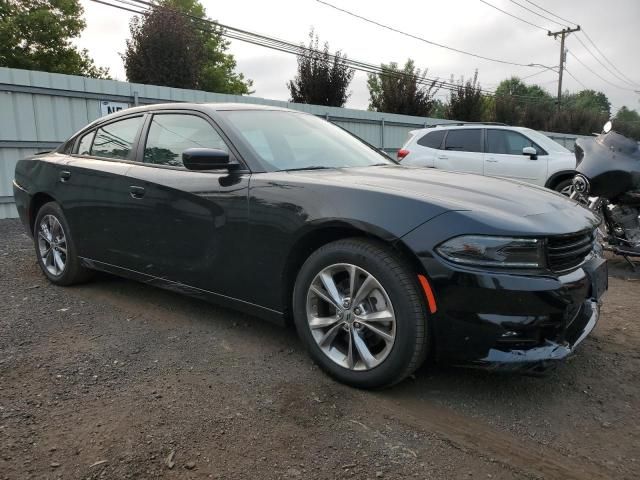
548;26;580;110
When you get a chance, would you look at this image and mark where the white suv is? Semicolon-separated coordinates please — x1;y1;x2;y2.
397;123;577;194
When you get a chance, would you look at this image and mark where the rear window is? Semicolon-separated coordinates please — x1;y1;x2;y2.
76;130;95;155
417;130;445;149
91;116;143;160
444;129;482;153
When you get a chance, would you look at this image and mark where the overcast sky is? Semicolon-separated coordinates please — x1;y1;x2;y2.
75;0;640;113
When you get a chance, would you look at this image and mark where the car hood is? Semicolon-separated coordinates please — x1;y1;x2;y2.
286;165;598;236
289;165;573;216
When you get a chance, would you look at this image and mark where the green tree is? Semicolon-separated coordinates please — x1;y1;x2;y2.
493;77;554;129
287;30;354;107
615;106;640;123
613;106;640;140
160;0;252;94
0;0;108;77
124;6;204;89
430;99;447;119
445;71;485;122
367;59;439;116
564;89;611;116
123;0;252;93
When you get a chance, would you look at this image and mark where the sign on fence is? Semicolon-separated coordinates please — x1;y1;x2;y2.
100;100;130;117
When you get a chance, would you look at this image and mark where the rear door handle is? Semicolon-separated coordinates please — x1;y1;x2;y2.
437;155;448;160
59;170;71;182
129;186;145;199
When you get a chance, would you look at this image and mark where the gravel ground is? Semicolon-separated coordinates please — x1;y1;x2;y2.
1;218;639;480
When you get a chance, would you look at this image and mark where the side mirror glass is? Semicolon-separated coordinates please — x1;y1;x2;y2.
603;120;613;133
522;146;537;160
182;148;235;171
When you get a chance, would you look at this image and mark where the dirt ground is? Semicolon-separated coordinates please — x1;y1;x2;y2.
1;218;639;480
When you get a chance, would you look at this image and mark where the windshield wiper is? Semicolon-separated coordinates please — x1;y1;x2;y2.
283;166;334;172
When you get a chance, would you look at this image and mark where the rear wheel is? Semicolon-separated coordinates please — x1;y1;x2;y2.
293;238;429;388
34;202;91;286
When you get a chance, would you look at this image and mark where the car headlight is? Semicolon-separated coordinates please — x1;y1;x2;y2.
436;235;543;268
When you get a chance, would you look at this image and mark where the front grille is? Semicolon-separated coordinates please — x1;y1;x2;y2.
547;230;594;272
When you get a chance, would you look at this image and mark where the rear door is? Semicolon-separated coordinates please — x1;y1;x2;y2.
63;114;145;266
123;111;250;297
484;129;548;185
435;128;484;175
402;130;445;167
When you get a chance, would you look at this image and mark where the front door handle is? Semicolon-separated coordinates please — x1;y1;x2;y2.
59;170;71;182
129;186;145;199
486;158;498;163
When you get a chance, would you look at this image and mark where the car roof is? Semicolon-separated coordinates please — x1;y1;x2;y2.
410;124;542;135
96;102;301;123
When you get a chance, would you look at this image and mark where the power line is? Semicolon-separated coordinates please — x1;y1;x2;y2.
478;0;546;31
516;0;640;88
566;49;636;91
581;30;640;88
564;68;588;90
572;35;637;89
520;67;556;81
508;0;570;28
521;0;577;26
316;0;542;67
92;0;563;106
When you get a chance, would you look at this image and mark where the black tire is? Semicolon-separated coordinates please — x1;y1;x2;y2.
33;202;92;286
293;238;429;389
554;178;574;196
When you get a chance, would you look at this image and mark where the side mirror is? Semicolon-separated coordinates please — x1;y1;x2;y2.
182;148;236;171
522;146;538;160
603;120;613;133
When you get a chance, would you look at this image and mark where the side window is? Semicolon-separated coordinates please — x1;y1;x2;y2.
417;130;446;149
486;129;542;155
76;130;95;155
144;114;229;167
443;129;482;153
91;116;143;160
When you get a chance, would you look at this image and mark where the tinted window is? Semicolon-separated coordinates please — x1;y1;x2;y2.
76;130;95;155
417;130;445;149
91;116;143;160
144;114;228;167
486;129;541;155
444;129;482;153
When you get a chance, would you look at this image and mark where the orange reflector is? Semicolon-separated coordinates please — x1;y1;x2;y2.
417;274;437;314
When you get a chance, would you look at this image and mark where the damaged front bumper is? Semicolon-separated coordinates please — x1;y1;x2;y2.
472;299;599;373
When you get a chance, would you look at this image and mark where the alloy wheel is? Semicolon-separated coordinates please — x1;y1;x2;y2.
306;263;396;371
37;214;67;276
559;184;574;196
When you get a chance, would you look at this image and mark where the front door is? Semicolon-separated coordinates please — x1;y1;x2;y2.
123;112;250;299
484;129;548;185
435;128;484;175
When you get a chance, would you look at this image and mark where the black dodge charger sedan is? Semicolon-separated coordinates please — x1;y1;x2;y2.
13;103;607;388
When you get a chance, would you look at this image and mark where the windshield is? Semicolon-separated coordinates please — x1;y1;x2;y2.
599;130;640;157
520;128;571;154
221;110;394;171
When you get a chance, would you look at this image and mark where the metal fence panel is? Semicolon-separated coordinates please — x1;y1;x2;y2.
0;66;590;219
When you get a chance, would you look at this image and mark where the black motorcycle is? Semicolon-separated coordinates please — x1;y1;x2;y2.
572;121;640;268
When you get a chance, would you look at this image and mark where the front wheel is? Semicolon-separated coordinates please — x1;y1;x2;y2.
554;178;574;196
293;238;429;389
